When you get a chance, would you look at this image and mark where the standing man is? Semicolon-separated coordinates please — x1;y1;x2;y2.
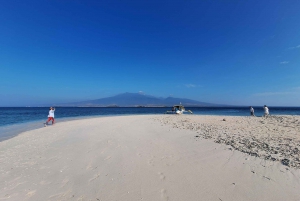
263;105;269;117
250;106;255;116
45;107;55;126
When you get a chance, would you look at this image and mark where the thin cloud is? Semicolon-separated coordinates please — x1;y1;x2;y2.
253;91;294;96
288;45;300;50
185;84;203;88
185;84;196;88
280;61;289;65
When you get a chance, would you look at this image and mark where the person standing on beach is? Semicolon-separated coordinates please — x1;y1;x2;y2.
45;107;55;126
263;105;269;117
250;106;255;116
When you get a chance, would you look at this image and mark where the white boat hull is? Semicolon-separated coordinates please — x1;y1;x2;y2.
176;110;184;114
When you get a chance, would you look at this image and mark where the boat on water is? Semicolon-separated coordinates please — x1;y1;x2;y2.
165;104;193;114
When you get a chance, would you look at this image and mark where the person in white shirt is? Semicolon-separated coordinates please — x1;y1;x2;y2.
263;105;269;117
250;106;255;116
45;107;55;126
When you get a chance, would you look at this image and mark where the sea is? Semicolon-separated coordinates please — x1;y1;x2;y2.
1;106;300;142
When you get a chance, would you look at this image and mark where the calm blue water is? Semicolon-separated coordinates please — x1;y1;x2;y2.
1;107;300;141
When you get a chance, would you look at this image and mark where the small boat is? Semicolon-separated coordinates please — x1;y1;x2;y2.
165;104;193;114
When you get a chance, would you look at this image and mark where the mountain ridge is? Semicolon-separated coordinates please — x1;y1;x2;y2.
58;92;224;107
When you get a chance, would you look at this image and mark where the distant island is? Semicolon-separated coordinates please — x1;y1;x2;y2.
106;104;119;107
56;92;224;107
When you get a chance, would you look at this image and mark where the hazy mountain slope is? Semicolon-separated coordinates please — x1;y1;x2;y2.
59;92;222;107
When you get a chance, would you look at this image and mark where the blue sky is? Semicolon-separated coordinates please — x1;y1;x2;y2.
1;0;300;106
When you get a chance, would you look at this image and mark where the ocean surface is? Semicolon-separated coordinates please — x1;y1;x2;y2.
1;107;300;142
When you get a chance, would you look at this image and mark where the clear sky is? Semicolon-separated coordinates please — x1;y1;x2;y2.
1;0;300;106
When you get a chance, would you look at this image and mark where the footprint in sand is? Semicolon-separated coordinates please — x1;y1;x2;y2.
89;173;101;182
147;157;155;166
158;172;166;181
104;156;111;160
160;189;169;200
61;178;69;187
26;190;36;197
86;161;93;170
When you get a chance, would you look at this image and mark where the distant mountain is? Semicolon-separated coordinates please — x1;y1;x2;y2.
58;92;223;107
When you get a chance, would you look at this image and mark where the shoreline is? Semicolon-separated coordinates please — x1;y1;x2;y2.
1;115;300;200
1;114;286;141
0;114;244;142
0;114;138;142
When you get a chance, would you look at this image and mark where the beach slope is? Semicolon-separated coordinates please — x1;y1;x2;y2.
0;115;299;201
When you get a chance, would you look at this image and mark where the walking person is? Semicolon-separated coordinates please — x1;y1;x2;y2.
263;105;269;117
45;107;55;126
250;106;255;116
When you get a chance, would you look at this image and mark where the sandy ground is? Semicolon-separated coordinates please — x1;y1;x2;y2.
156;115;300;169
0;115;300;201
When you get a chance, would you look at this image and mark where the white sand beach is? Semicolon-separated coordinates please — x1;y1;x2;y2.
0;115;300;201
